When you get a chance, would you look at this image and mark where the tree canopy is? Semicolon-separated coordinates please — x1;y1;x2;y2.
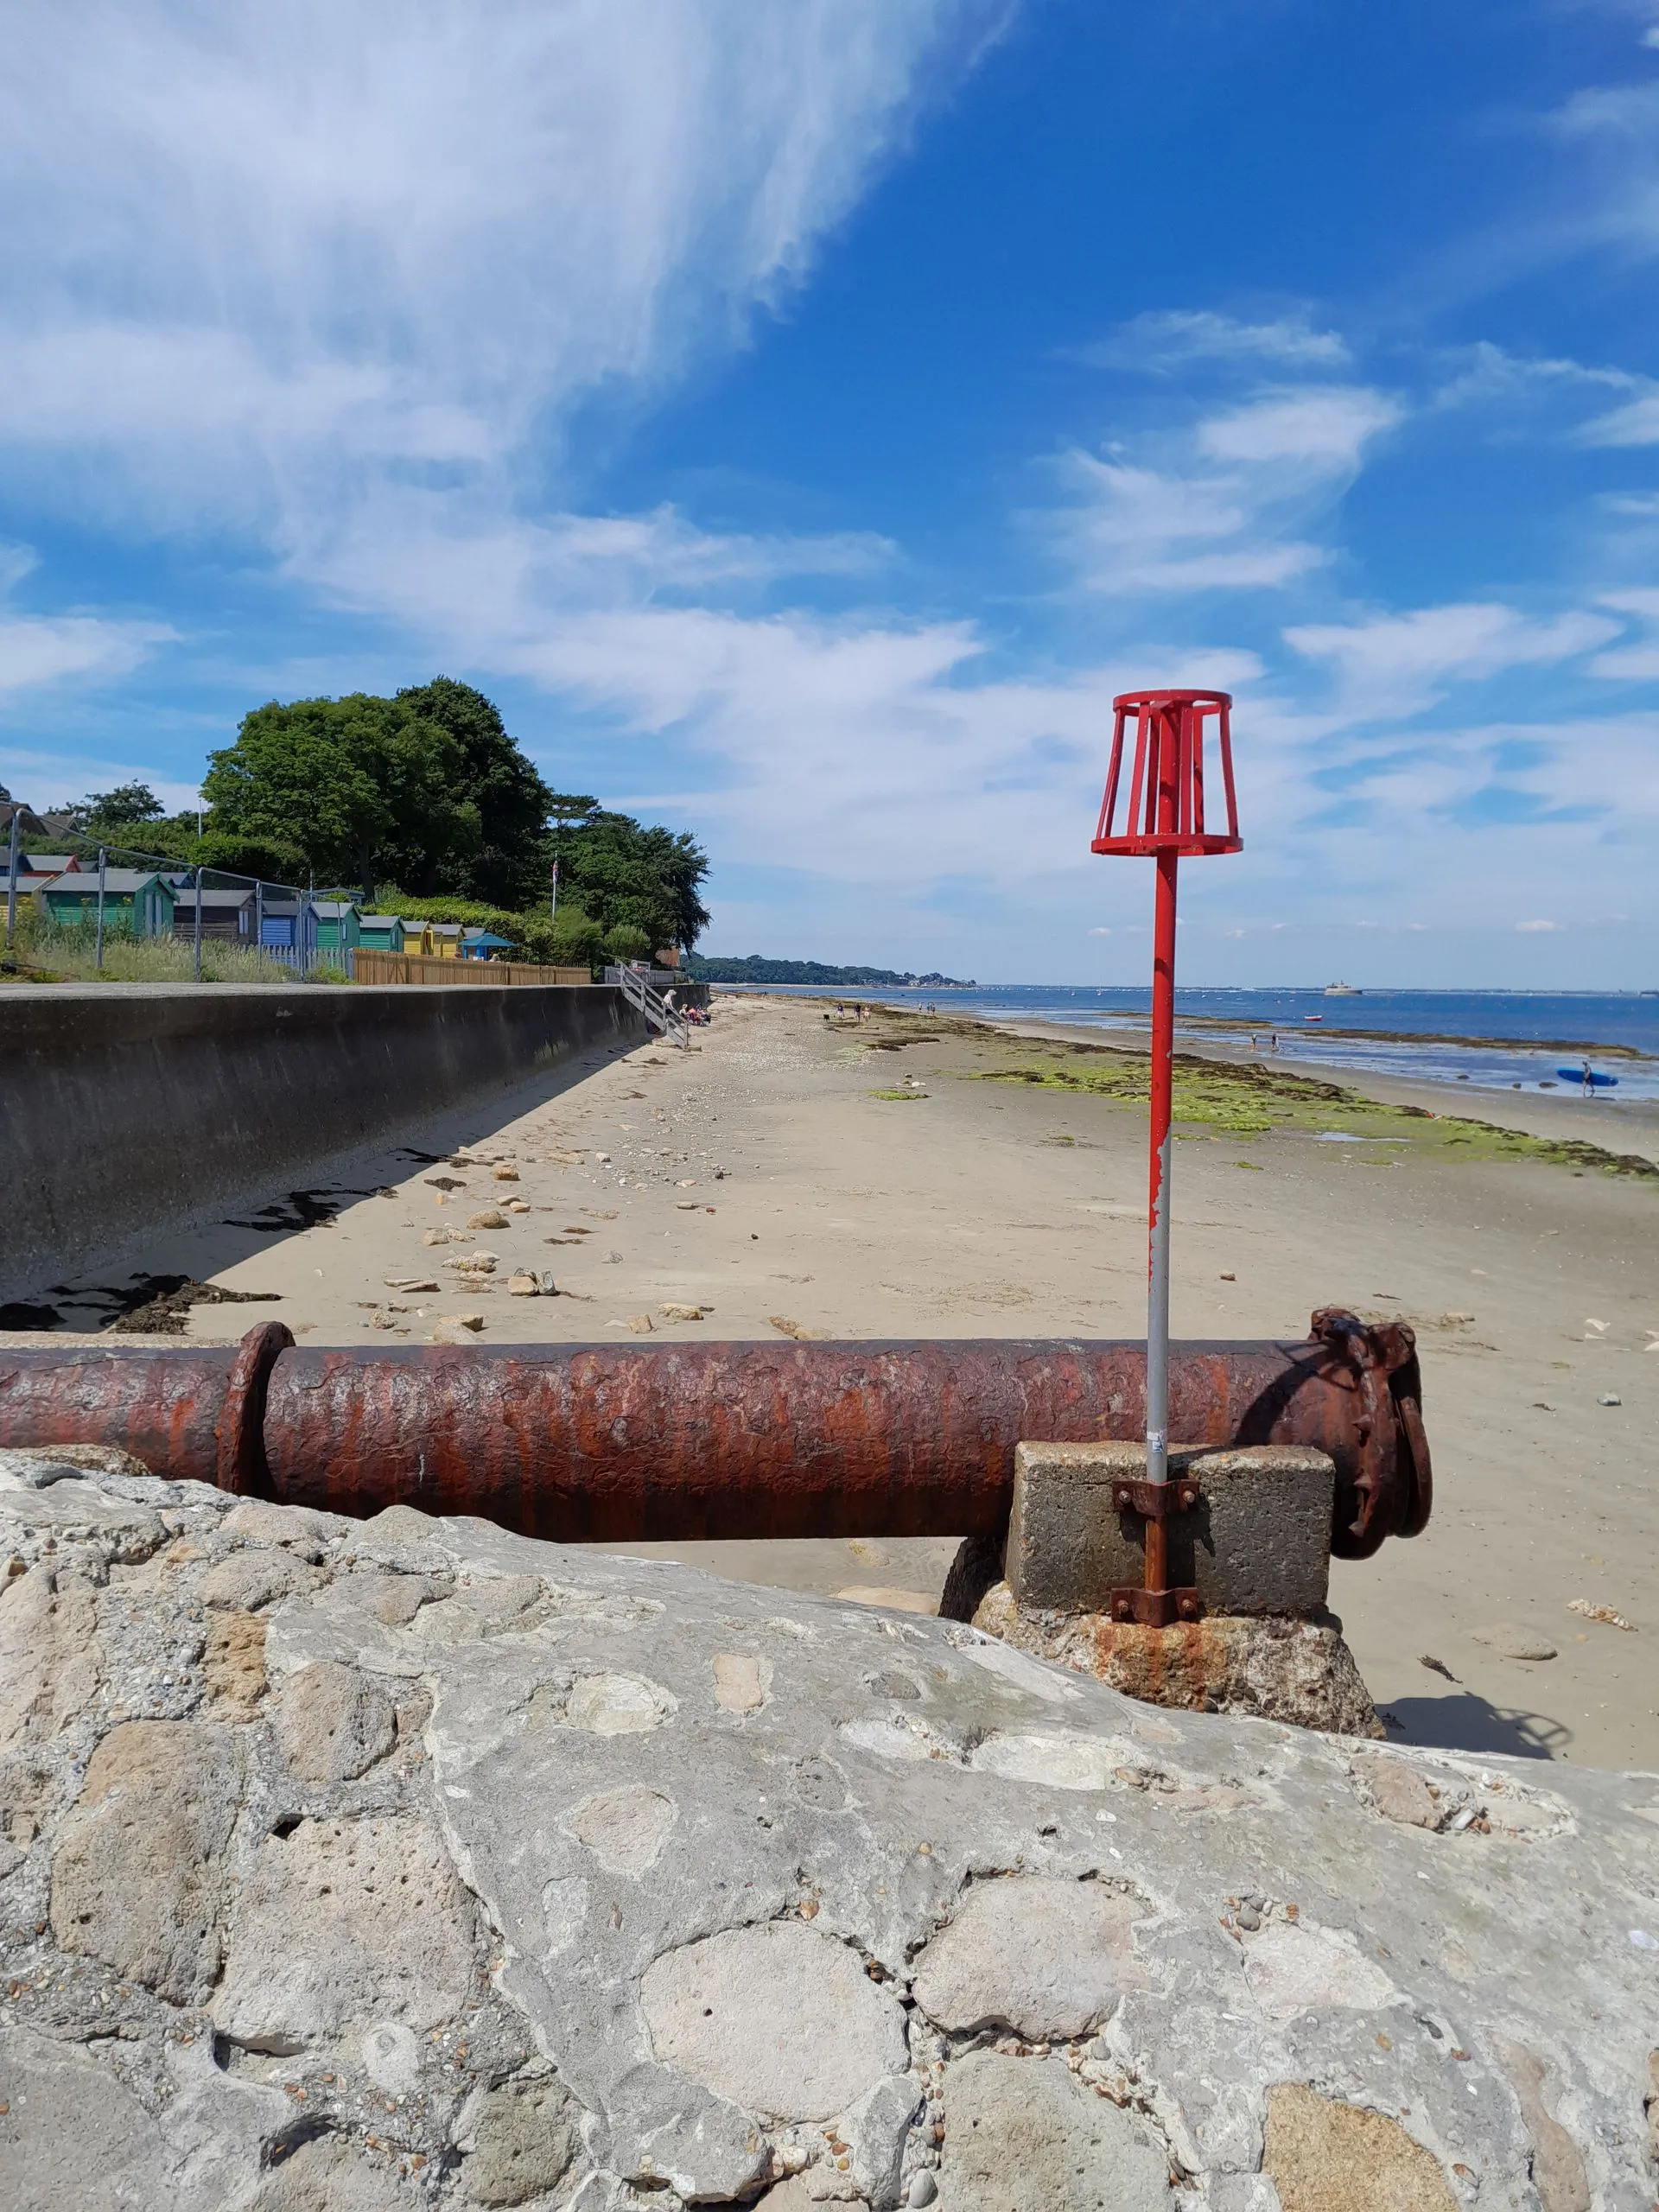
390;678;555;908
196;678;710;948
203;690;481;904
551;806;711;954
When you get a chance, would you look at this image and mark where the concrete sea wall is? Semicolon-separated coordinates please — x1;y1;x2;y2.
0;982;647;1303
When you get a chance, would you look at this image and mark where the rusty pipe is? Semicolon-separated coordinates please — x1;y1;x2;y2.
0;1310;1428;1558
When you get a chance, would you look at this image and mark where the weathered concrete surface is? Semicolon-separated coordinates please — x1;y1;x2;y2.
1007;1444;1335;1618
973;1585;1382;1738
0;982;645;1305
1;1445;1656;2210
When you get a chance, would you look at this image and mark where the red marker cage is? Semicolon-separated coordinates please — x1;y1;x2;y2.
1092;689;1241;858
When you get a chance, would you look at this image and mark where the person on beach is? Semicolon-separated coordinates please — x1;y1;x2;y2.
1580;1058;1594;1096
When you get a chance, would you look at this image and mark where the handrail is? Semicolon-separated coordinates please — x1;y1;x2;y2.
612;962;688;1046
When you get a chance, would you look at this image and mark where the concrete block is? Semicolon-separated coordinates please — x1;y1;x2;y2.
1006;1440;1333;1618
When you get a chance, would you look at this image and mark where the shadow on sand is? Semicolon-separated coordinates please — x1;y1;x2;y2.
1378;1692;1572;1761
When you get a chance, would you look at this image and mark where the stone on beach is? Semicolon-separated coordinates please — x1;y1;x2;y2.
1469;1622;1558;1661
431;1313;486;1341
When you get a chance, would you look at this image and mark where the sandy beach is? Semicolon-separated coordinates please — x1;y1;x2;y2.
19;990;1659;1773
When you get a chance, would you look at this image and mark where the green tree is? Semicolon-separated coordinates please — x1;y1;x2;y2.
391;678;555;907
601;920;654;963
203;693;477;904
84;781;166;827
551;810;710;953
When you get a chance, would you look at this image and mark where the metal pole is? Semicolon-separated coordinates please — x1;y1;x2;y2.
4;805;18;957
194;864;204;982
95;845;107;971
1146;849;1178;1559
255;879;264;965
1144;699;1181;1580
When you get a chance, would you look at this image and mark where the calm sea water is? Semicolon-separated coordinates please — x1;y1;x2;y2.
734;985;1659;1101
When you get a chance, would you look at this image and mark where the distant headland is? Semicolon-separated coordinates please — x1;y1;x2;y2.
683;954;976;988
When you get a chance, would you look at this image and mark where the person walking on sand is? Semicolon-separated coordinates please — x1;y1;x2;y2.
1580;1058;1594;1096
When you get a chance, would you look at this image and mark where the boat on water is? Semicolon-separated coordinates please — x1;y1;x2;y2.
1324;982;1363;996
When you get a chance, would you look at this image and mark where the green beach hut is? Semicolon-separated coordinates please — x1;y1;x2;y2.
309;899;361;952
38;869;175;938
358;914;406;953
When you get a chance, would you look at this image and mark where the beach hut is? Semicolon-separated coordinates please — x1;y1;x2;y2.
259;897;302;951
171;886;257;942
429;922;463;959
358;914;407;953
38;869;175;938
460;926;514;960
310;900;361;952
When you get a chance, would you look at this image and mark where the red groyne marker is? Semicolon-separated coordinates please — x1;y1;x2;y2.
1092;689;1243;1620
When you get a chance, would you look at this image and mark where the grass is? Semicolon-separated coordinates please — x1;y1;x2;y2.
6;914;313;986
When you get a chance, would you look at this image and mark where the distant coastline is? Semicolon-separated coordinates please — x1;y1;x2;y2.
685;954;976;988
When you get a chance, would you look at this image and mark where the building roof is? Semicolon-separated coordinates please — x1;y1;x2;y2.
16;855;79;875
429;921;463;938
359;913;404;928
0;799;50;843
172;886;256;907
40;868;169;896
310;899;359;918
461;926;514;946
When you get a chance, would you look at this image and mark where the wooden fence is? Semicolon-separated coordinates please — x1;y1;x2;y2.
354;950;595;988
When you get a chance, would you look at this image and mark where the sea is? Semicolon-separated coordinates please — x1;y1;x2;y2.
728;985;1659;1102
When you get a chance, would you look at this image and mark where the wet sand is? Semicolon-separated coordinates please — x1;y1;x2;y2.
16;991;1658;1772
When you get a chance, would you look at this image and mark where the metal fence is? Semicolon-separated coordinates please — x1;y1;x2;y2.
1;818;359;982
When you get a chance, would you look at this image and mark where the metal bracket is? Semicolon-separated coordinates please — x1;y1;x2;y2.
1109;1476;1203;1624
1109;1585;1203;1627
1111;1477;1201;1520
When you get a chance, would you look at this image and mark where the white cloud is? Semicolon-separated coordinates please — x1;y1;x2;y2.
1591;588;1659;679
1046;455;1324;593
1284;601;1618;715
0;615;170;700
1081;308;1350;372
0;0;1001;531
1046;385;1396;596
1516;918;1562;931
1578;392;1659;445
1198;387;1402;466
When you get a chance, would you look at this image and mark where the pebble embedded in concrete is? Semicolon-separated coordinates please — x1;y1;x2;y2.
910;1874;1147;2040
642;1920;910;2121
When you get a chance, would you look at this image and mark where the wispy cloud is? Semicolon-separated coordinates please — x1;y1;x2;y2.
1197;387;1402;466
1046;385;1398;595
0;0;1002;536
1577;391;1659;444
1284;602;1618;716
1077;308;1350;373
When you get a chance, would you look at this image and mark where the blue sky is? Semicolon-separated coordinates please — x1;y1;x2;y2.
1;0;1657;985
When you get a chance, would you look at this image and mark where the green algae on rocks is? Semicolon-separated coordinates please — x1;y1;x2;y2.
964;1052;1659;1180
